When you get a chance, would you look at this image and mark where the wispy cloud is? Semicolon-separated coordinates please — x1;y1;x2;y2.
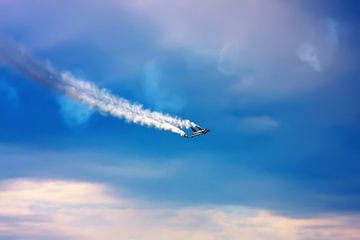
0;80;18;106
297;44;322;72
86;161;181;179
0;178;359;240
0;144;182;180
57;96;94;127
143;60;185;112
239;115;279;133
326;18;340;47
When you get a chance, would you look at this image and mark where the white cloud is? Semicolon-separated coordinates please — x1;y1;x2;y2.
297;44;322;72
296;18;340;72
0;178;359;240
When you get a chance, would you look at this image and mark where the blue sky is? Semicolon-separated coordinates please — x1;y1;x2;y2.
1;1;360;239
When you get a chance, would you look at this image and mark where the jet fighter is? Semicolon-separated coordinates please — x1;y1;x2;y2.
184;126;210;138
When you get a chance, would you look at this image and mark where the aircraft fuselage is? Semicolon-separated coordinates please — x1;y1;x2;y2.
185;126;210;138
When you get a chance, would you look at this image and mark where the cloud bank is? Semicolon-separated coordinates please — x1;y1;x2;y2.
130;0;341;97
0;179;359;240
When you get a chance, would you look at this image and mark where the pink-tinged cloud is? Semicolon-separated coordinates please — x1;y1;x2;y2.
129;0;341;97
0;179;359;240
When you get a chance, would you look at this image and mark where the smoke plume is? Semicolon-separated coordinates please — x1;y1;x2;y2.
0;38;196;136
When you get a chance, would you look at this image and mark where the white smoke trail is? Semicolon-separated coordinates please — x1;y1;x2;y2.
61;72;196;136
0;38;197;136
